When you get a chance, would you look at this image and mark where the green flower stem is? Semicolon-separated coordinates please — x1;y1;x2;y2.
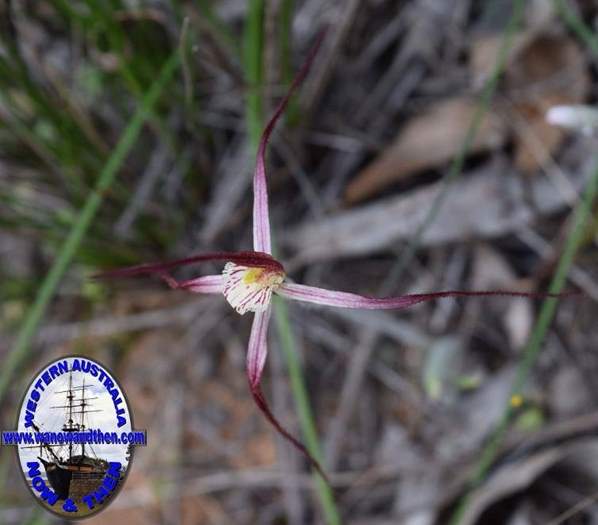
273;297;341;525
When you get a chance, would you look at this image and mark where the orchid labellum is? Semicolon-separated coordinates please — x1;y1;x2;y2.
97;32;569;477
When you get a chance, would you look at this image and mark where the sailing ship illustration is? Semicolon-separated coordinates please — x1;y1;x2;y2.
22;373;110;500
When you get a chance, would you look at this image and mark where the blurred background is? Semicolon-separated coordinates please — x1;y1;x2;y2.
2;0;598;523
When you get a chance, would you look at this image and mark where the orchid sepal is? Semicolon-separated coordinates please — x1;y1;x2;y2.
246;306;328;480
92;251;284;280
275;282;573;309
252;30;326;254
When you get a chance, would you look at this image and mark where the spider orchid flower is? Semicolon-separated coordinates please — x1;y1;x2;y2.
97;33;570;478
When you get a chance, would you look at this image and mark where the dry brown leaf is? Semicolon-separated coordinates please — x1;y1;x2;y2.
469;0;556;85
470;33;530;86
504;33;590;173
345;97;508;204
345;28;589;205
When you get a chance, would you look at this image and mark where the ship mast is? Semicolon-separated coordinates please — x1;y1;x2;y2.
80;377;86;458
57;372;81;460
67;373;74;460
51;372;101;461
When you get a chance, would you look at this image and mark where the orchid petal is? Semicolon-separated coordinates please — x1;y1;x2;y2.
178;274;224;294
247;308;272;387
276;282;570;310
252;31;326;254
247;308;327;479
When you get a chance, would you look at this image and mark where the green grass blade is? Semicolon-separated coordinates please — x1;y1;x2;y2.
273;297;341;525
53;0;178;153
196;0;240;56
449;158;598;524
243;0;265;150
450;4;598;522
0;51;180;406
554;0;598;55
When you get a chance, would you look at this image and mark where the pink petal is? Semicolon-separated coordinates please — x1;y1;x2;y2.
246;308;327;479
247;308;273;387
92;251;284;280
276;282;570;309
178;274;224;294
253;31;326;254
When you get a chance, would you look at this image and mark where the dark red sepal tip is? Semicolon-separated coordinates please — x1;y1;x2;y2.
92;251;285;280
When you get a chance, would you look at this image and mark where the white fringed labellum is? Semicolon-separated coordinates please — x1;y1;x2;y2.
222;263;285;314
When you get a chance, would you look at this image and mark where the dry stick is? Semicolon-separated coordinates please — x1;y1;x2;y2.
324;329;377;467
324;0;523;471
114;143;172;237
34;300;210;345
353;3;422;126
179;16;194;111
546;489;598;525
184;4;243;84
517;226;598;303
299;0;361;118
